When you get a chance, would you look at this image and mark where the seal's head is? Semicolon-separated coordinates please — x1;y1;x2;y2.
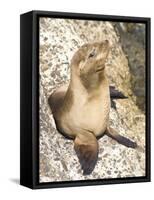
70;40;110;90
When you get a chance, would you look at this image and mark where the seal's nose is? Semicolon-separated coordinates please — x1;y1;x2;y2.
100;40;110;48
102;40;111;50
104;40;109;44
104;40;110;47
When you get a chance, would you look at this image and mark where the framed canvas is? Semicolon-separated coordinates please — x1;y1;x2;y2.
20;10;151;189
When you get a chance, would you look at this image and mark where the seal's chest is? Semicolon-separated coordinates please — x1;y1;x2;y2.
70;96;110;136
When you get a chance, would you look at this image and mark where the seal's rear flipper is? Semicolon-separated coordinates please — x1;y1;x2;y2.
74;132;98;175
110;86;127;99
105;127;137;148
111;100;117;109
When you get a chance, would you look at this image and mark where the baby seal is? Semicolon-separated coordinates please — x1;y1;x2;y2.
48;40;137;174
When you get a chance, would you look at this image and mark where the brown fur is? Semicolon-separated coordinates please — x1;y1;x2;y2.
48;40;137;174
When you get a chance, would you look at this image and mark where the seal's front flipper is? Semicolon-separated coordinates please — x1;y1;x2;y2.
110;86;127;99
105;127;137;148
74;132;98;175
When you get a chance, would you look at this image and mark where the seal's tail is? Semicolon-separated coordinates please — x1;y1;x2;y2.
74;132;98;175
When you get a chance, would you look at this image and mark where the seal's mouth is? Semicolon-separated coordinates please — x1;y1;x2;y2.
95;65;105;72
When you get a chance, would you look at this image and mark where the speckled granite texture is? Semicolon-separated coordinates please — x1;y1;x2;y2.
39;18;145;182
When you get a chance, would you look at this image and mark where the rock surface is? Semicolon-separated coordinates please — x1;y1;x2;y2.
113;23;146;112
39;18;145;182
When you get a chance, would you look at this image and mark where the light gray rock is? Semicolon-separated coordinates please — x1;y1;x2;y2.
39;18;145;182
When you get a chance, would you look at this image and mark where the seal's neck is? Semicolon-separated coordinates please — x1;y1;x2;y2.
69;67;109;100
70;71;88;98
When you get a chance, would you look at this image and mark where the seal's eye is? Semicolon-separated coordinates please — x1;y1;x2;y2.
88;49;96;58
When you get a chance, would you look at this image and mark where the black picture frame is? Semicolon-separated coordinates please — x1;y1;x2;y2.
20;10;151;189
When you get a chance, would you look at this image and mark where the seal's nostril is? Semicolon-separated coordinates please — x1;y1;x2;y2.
105;40;109;44
101;40;109;47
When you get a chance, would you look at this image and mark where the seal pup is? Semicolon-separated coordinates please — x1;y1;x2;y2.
48;40;137;174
